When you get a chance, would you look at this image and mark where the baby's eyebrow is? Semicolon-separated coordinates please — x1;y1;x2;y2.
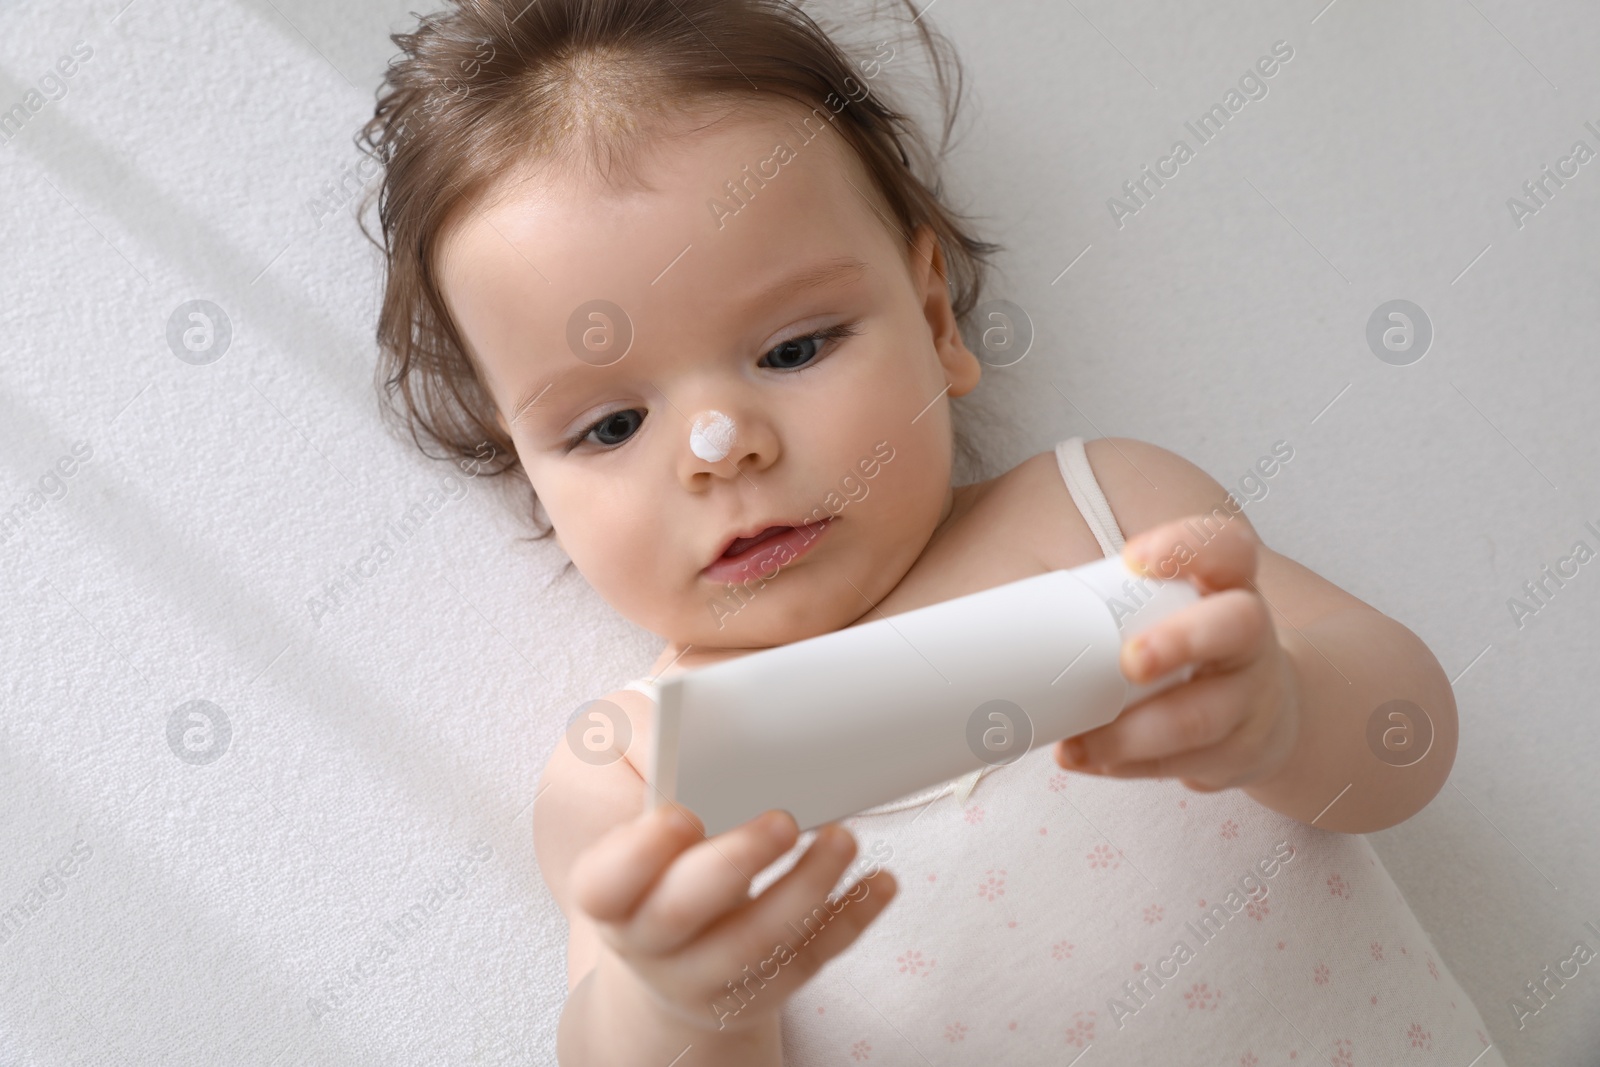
509;381;553;426
506;255;870;425
739;255;869;314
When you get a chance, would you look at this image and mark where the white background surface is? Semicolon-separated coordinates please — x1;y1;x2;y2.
1;0;1595;1063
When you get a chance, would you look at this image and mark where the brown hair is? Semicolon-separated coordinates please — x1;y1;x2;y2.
356;0;1003;552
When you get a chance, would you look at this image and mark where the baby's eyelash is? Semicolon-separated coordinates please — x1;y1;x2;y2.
754;320;861;374
563;321;862;452
796;320;861;352
563;411;628;452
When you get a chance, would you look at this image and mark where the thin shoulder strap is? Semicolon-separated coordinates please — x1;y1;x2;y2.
1055;436;1126;557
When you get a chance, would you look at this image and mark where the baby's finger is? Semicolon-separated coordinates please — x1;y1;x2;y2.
1123;516;1259;594
1076;732;1257;792
734;861;899;995
1063;671;1245;768
568;802;706;924
711;825;888;973
686;861;898;1033
1120;588;1270;686
620;809;800;956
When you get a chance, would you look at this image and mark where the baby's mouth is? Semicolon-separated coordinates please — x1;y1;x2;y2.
701;517;835;582
722;526;792;557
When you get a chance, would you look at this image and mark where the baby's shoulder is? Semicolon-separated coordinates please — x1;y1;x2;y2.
977;437;1252;568
1077;436;1260;545
575;683;658;784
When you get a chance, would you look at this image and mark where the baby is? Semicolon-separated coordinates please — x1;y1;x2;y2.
360;1;1506;1063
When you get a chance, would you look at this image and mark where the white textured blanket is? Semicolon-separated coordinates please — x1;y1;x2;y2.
2;1;1595;1064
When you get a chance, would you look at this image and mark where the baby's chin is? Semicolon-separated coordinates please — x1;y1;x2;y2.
663;572;885;652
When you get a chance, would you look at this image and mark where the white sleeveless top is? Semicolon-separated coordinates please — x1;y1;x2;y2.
621;436;1504;1066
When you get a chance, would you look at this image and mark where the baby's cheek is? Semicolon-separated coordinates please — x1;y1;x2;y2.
601;534;671;605
839;473;869;504
557;514;651;603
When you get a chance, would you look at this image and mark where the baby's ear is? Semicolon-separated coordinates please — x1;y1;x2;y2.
910;224;981;398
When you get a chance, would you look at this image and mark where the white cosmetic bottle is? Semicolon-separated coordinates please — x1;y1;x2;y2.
649;554;1199;836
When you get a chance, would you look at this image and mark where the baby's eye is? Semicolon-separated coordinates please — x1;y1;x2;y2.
572;408;643;450
565;322;860;453
759;322;860;371
763;333;825;371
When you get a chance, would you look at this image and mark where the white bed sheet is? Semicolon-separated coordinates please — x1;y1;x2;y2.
2;0;1596;1063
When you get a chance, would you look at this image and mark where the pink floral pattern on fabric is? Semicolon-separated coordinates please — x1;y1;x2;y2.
1064;1010;1095;1048
1087;843;1121;869
769;440;1507;1067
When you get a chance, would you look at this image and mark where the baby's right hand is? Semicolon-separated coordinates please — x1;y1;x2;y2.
567;802;897;1033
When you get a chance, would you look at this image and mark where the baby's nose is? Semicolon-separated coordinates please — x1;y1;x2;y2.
689;409;738;462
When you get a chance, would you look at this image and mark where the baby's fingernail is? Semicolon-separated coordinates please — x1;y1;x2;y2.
817;824;850;851
1129;637;1157;680
1122;543;1151;576
666;805;702;834
762;810;793;841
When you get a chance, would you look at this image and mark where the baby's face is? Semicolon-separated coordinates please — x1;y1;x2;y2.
435;101;980;648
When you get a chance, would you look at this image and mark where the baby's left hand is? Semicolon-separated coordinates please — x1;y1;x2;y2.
1054;517;1302;793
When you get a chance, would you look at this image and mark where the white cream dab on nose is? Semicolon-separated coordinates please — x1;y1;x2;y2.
690;410;737;462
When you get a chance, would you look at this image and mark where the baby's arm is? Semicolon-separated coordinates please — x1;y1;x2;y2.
1058;438;1458;833
535;689;776;1065
535;688;895;1065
